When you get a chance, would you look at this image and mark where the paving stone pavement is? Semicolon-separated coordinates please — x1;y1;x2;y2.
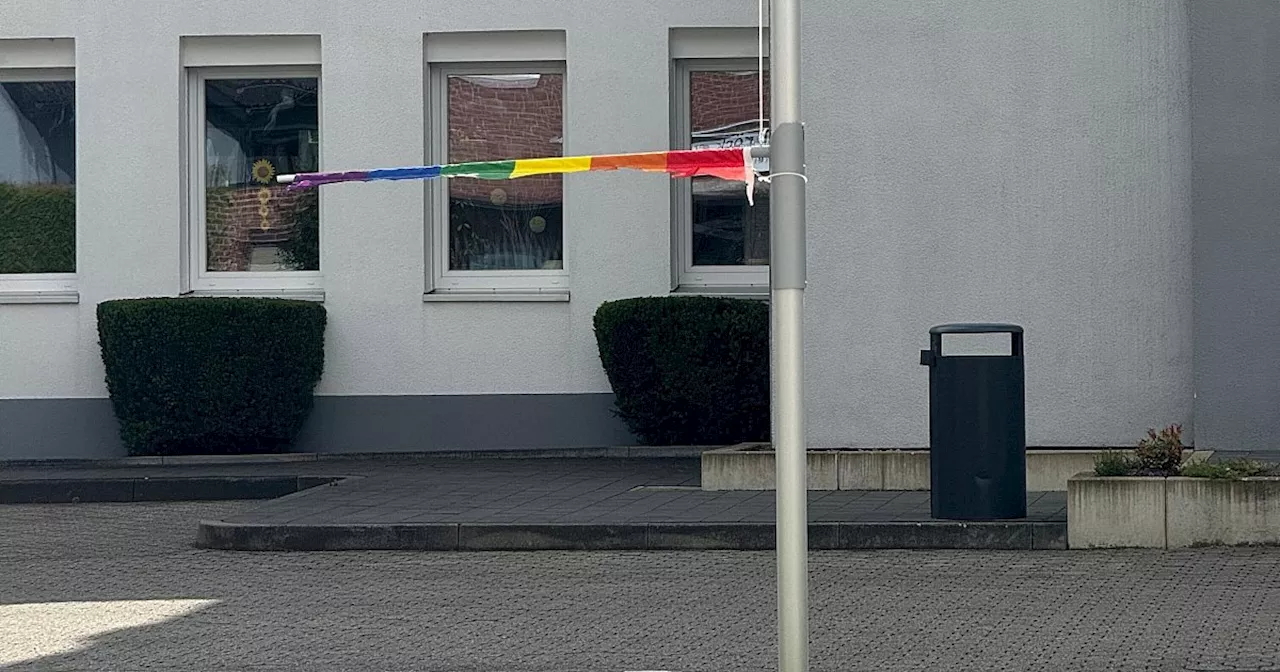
3;500;1280;671
0;457;1067;520
188;458;1066;525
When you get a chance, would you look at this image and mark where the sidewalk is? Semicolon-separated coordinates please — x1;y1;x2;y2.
1;456;1067;551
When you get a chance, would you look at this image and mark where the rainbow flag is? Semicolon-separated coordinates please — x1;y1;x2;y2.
278;148;757;201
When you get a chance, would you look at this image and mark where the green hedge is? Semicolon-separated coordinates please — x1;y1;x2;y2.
0;183;75;273
97;298;327;456
593;296;769;445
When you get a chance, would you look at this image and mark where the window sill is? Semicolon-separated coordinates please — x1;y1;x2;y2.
423;289;570;303
0;289;80;305
672;285;769;300
185;288;326;302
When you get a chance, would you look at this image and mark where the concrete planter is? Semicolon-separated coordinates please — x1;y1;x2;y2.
1068;474;1280;549
701;444;1209;492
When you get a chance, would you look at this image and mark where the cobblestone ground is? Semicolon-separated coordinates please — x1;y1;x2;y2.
1;502;1279;672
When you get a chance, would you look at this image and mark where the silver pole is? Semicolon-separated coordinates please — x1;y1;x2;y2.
769;0;808;669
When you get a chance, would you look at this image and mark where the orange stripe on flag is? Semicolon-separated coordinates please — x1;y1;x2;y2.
589;152;669;172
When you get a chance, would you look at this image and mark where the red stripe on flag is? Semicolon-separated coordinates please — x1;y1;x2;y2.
665;149;746;179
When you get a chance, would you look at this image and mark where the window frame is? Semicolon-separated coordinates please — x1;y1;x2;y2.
671;57;770;292
183;65;323;297
426;61;569;296
0;67;78;303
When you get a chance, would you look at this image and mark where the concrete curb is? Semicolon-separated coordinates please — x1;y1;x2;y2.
702;444;1217;492
1068;473;1280;549
0;476;343;504
196;519;1068;551
0;446;709;469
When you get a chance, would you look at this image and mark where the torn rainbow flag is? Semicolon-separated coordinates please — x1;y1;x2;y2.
277;147;758;202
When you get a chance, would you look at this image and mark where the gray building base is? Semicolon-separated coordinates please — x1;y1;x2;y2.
0;393;636;460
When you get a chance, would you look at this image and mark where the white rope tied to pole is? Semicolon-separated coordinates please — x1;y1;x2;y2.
757;171;808;184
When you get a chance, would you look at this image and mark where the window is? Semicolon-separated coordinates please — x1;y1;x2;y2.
428;63;567;296
0;62;77;302
673;59;770;291
185;67;321;297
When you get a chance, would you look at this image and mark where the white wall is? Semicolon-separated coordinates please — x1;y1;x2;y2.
803;1;1193;447
0;0;1193;448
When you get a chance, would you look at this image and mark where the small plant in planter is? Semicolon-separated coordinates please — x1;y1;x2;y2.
1091;423;1280;478
1092;451;1136;477
1091;424;1186;476
1180;459;1280;479
1132;423;1185;476
1073;424;1280;548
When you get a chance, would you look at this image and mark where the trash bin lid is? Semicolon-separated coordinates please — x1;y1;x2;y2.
928;323;1023;335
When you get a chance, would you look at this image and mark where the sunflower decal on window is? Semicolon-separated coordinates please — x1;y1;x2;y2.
251;159;276;185
251;160;276;230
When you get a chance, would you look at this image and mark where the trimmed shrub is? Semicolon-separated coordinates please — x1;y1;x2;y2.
593;296;769;445
0;183;75;273
1092;424;1196;477
97;298;326;456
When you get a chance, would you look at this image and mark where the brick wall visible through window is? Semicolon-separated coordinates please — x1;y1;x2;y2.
205;186;310;272
691;71;770;135
447;74;562;207
440;70;565;275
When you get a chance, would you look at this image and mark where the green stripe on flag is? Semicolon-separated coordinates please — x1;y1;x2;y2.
440;160;517;179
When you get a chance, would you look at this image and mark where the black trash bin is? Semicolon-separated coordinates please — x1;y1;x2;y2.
919;323;1026;520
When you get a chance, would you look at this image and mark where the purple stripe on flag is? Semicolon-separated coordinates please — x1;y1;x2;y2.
287;170;372;189
286;165;446;189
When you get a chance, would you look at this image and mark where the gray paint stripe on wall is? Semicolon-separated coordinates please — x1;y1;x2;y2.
296;393;637;453
0;398;124;459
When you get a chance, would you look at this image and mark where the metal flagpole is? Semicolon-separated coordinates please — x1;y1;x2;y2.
769;0;809;669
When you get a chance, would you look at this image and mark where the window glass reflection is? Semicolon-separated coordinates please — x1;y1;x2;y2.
0;81;75;274
690;70;769;267
204;77;319;272
447;73;564;271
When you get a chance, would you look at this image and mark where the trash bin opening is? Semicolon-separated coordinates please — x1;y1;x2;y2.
939;333;1013;357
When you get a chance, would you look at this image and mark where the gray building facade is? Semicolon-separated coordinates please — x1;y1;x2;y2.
0;1;1273;458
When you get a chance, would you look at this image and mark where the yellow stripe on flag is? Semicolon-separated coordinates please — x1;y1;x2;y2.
509;156;592;178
